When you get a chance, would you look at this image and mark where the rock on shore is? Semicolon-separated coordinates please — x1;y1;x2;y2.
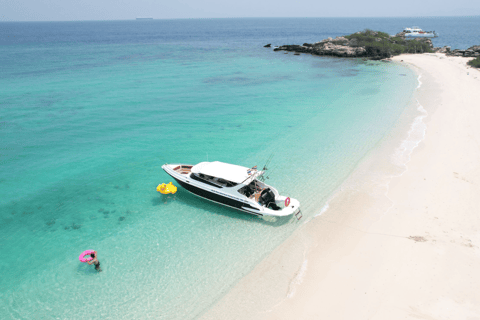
437;45;480;57
273;36;368;58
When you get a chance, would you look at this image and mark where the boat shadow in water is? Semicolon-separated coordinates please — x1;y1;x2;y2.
151;190;293;227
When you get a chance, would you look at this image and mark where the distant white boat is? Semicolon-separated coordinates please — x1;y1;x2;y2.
403;27;438;38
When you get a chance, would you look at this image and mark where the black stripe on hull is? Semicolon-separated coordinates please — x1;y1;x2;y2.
172;177;262;216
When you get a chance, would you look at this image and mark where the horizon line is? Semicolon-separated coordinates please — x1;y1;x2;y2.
1;15;479;23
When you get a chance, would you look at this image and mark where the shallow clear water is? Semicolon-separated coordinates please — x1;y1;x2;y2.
0;17;477;319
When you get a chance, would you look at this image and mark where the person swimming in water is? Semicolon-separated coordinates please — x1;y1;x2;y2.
87;251;101;272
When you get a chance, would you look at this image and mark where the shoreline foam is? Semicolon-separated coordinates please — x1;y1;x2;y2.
201;53;480;319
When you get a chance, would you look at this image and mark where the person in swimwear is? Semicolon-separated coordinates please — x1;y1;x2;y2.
87;251;102;272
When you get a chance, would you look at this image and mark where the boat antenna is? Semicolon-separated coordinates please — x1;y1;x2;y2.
263;153;274;171
259;153;274;182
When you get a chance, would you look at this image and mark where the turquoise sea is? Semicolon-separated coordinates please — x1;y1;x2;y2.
1;17;479;319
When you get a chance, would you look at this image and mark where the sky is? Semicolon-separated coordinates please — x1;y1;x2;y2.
1;0;480;21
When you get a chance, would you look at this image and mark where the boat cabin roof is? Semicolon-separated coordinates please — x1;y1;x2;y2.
404;27;422;32
191;161;263;184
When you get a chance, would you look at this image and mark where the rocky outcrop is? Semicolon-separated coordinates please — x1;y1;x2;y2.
272;34;432;60
470;45;480;52
413;37;434;49
273;36;367;58
434;46;451;53
446;45;480;57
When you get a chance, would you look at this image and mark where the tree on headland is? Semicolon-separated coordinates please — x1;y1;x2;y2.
344;29;433;58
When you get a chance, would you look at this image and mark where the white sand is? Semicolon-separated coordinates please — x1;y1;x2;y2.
202;54;480;320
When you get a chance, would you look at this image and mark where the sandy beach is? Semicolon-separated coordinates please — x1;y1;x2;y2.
202;53;480;319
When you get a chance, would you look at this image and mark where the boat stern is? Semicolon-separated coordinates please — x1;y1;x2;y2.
262;195;301;218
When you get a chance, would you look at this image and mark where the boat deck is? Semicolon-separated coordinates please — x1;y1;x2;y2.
173;165;192;174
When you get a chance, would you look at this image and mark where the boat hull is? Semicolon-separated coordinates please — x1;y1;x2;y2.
405;33;436;38
171;176;262;216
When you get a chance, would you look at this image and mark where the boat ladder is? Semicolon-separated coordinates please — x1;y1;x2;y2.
295;209;303;220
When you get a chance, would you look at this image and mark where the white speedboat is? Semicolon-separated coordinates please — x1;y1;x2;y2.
403;27;438;38
162;161;301;219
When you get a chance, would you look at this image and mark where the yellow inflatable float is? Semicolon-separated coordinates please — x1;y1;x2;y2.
157;182;177;194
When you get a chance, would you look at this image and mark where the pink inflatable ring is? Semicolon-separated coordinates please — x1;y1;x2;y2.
79;250;95;263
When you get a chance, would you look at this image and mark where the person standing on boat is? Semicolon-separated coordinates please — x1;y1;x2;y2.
87;251;102;272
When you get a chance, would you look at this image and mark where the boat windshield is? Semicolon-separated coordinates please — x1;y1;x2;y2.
191;173;238;188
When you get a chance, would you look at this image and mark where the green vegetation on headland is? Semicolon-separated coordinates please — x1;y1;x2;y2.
272;29;434;60
344;29;433;58
468;57;480;68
